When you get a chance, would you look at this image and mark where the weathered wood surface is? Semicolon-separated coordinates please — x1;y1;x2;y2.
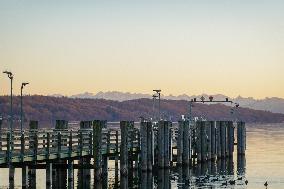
0;120;246;168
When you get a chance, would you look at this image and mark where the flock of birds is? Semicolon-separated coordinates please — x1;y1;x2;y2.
173;174;270;188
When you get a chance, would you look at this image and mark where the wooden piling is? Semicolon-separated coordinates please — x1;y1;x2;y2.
196;121;202;163
198;121;207;162
182;120;190;165
68;160;74;189
120;121;130;177
237;122;246;155
21;165;28;189
146;121;153;171
164;121;170;168
140;121;148;171
227;121;234;157
0;120;2;151
93;120;106;180
46;162;52;189
157;121;165;168
216;121;221;159
210;121;216;160
220;121;226;159
177;121;184;166
205;121;212;160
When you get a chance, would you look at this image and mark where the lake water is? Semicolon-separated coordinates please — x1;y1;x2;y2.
0;123;284;188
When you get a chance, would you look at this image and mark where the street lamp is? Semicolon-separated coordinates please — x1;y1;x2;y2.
21;82;29;132
153;89;161;120
3;71;13;159
3;71;13;133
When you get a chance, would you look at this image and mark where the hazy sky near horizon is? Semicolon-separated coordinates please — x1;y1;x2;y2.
0;0;283;99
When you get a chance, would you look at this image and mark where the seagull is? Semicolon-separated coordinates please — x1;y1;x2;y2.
221;181;227;186
229;180;236;185
264;181;268;187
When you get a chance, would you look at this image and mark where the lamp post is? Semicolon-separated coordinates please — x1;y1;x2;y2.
3;71;13;158
153;90;161;120
3;71;13;132
21;82;29;132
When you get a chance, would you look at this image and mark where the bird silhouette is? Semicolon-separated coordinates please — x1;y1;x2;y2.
245;180;248;185
229;180;236;185
264;181;268;187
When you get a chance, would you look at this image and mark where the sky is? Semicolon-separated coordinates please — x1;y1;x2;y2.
0;0;283;99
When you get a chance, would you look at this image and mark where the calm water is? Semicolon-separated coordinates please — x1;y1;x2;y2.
0;123;284;189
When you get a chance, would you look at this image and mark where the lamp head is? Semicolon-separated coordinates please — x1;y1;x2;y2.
22;82;29;86
3;71;13;78
153;89;161;93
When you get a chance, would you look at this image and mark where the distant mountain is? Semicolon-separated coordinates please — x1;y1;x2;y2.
55;91;284;114
0;96;284;129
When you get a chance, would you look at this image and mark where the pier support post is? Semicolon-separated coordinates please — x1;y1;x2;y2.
22;165;28;189
237;122;246;155
68;160;74;189
216;121;221;159
93;120;106;180
182;120;190;165
227;121;234;157
177;121;184;166
157;121;170;168
46;162;52;189
220;121;226;159
120;121;130;177
196;121;202;163
206;121;212;160
201;121;207;162
147;122;153;171
0;120;2;151
210;121;216;160
140;121;148;171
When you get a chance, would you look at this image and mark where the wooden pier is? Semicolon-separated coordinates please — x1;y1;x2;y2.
0;119;246;188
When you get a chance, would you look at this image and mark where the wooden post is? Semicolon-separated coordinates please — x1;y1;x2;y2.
157;121;165;168
93;120;106;180
68;160;74;189
216;121;221;159
0;119;2;151
164;121;170;168
196;121;202;163
146;121;153;171
177;121;183;166
46;162;52;189
128;122;134;171
201;121;207;162
210;121;216;160
237;122;246;155
220;121;226;159
120;121;129;177
46;132;50;159
102;131;109;183
29;120;38;185
206;121;212;160
227;121;234;157
115;130;119;184
140;121;148;171
22;165;28;189
182;120;190;165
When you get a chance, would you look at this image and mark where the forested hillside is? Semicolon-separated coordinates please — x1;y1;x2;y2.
0;95;284;128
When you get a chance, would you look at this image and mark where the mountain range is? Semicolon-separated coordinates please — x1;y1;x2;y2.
52;91;284;114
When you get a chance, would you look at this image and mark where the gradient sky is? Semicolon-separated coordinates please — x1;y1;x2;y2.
0;0;283;98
